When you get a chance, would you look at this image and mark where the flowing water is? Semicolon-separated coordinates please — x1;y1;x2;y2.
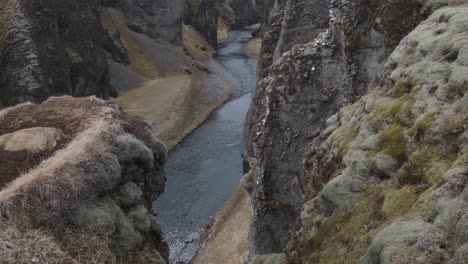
153;30;258;263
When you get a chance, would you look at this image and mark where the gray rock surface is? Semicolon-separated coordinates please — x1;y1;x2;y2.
245;0;431;254
278;6;468;263
0;0;188;106
0;0;111;106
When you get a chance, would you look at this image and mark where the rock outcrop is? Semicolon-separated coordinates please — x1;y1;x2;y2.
184;0;221;49
0;0;188;107
289;7;468;262
229;0;260;27
245;0;468;261
245;0;433;254
0;97;168;263
0;0;111;107
102;0;186;46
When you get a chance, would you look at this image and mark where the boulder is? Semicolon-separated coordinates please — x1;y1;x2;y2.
0;127;64;153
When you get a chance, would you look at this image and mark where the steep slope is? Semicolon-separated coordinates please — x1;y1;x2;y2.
245;0;433;254
0;0;111;107
289;6;468;263
0;0;209;107
0;97;168;263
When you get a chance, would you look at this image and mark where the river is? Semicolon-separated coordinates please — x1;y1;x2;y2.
153;30;258;263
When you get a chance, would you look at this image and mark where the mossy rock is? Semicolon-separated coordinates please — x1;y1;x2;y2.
377;124;407;162
396;145;458;186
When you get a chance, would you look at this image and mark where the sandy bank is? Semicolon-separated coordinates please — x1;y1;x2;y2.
114;66;232;151
191;187;253;264
245;38;262;58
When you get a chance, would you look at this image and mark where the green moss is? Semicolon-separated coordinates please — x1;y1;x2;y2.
377;124;407;162
391;79;412;98
453;151;468;168
300;181;431;264
445;113;467;134
331;124;361;158
382;185;422;219
405;186;437;220
408;111;441;141
65;47;82;63
396;145;458;186
304;183;386;264
373;94;413;126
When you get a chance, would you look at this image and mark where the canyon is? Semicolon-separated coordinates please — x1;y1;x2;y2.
1;0;468;264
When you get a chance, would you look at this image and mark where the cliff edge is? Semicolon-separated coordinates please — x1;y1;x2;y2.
245;0;468;263
0;97;168;263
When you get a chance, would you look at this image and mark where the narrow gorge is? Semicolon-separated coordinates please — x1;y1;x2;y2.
1;0;468;264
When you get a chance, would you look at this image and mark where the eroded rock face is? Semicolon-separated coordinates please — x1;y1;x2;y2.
185;0;220;49
103;0;186;45
245;0;432;254
230;0;260;27
0;0;111;107
285;7;468;262
0;0;187;107
0;97;168;263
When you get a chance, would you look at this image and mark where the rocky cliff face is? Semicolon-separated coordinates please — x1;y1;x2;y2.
245;0;468;260
229;0;260;27
0;0;111;107
290;7;468;262
0;97;168;263
0;0;187;107
102;0;186;46
184;0;222;49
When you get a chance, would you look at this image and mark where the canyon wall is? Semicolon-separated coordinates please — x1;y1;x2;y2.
0;0;111;107
0;97;168;263
245;0;468;262
0;0;206;107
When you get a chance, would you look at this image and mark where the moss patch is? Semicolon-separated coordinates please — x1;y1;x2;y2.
408;111;441;142
377;124;407;162
301;180;426;264
303;181;423;264
391;79;412;98
444;113;467;134
373;94;413;126
396;145;458;186
331;124;361;158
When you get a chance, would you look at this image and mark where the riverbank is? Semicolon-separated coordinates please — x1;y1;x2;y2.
110;12;235;151
245;38;262;58
191;187;252;264
188;31;261;264
114;60;233;151
153;29;259;263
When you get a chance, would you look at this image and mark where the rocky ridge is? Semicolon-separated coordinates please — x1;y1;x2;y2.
0;97;168;263
245;0;468;262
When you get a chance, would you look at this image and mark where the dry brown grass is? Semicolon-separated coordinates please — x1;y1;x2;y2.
0;97;166;263
0;118;117;205
0;102;33;121
0;220;70;264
